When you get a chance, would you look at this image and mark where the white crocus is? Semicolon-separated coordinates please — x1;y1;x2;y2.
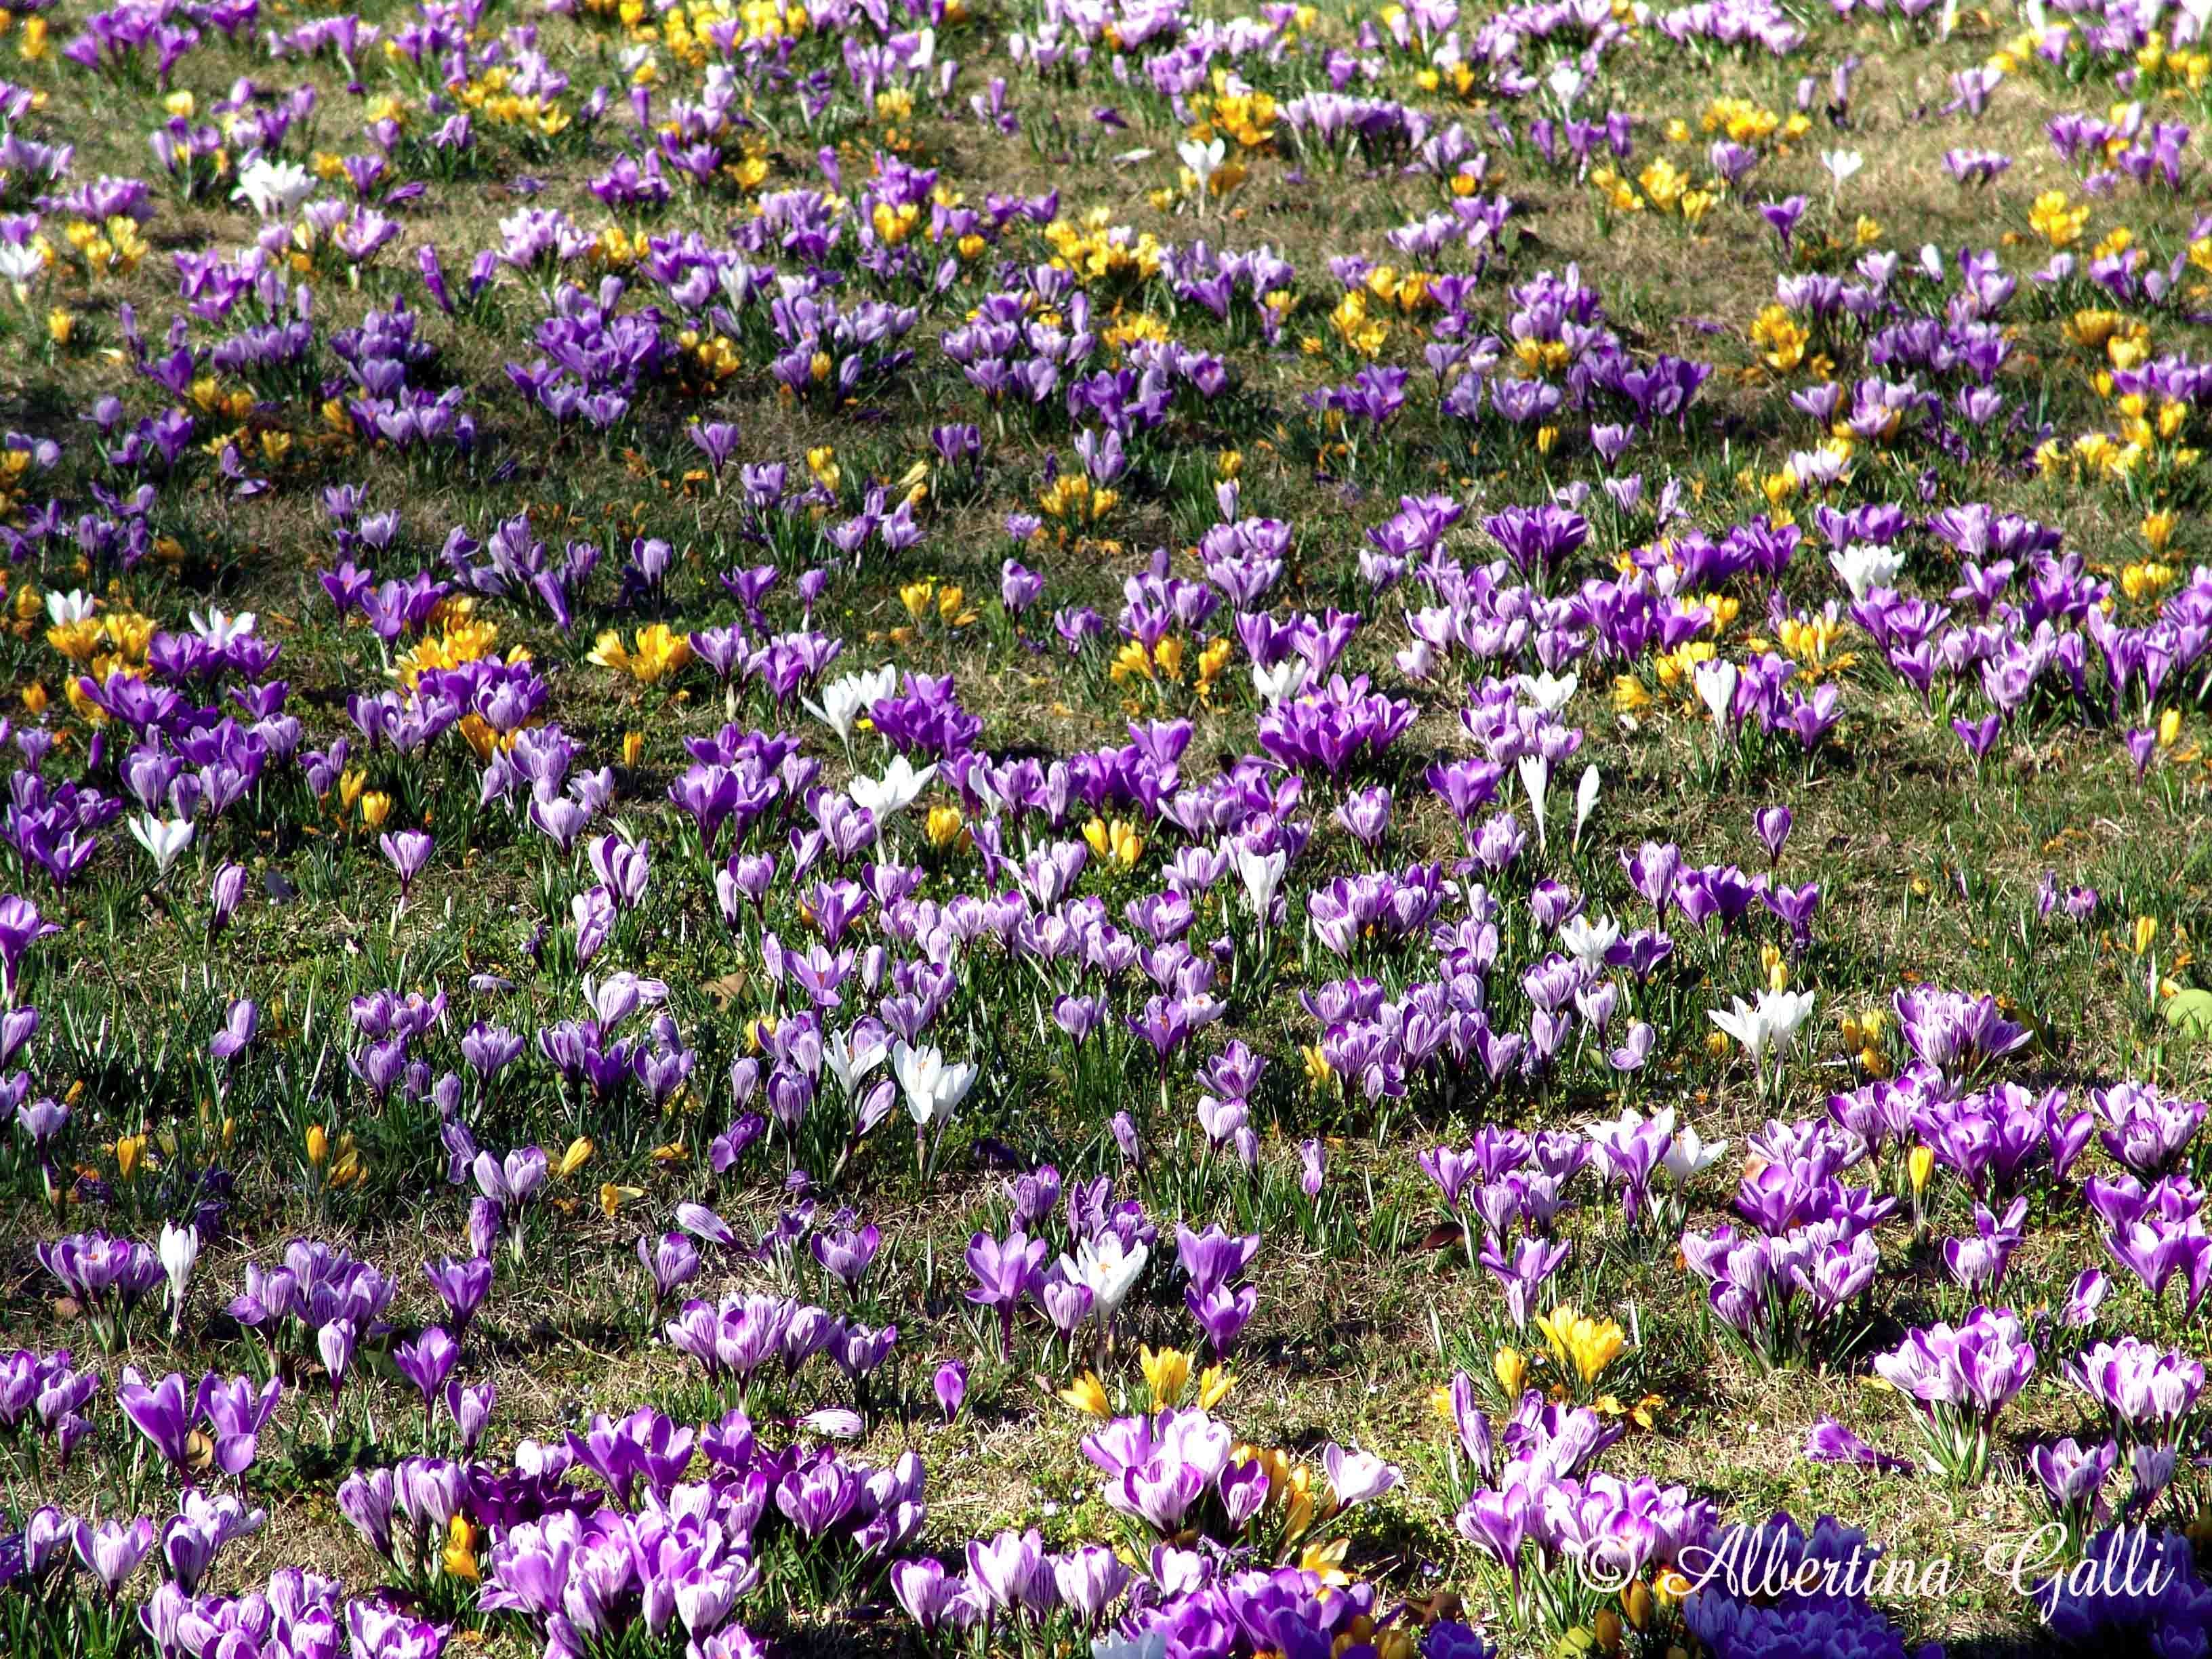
159;1220;199;1333
892;1040;977;1129
1559;912;1620;969
1660;1125;1728;1186
189;607;258;649
849;753;938;817
1693;659;1740;731
1176;135;1227;199
129;813;194;874
1830;541;1905;603
1708;989;1817;1090
45;590;95;626
1517;754;1550;855
1821;149;1864;191
1232;841;1286;922
1519;670;1579;714
0;240;46;289
1572;763;1601;849
1251;658;1308;708
824;1027;888;1096
232;157;314;220
804;665;897;748
1061;1231;1149;1325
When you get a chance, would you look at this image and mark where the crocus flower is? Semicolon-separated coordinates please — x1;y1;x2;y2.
117;1368;195;1479
935;1360;967;1423
394;1326;460;1412
159;1221;197;1334
966;1229;1046;1359
893;1042;978;1132
1322;1443;1400;1508
1708;989;1816;1094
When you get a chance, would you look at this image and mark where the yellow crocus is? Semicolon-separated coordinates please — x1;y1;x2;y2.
1494;1345;1527;1397
1297;1537;1350;1586
1141;1345;1191;1408
1057;1372;1111;1418
1536;1304;1627;1386
441;1516;480;1580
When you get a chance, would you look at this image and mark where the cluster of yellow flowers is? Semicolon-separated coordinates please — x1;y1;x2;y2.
2122;559;2177;603
870;199;921;246
1101;312;1172;354
1057;1346;1231;1420
49;598;155;726
1039;470;1118;524
1108;632;1233;701
2129;35;2212;85
1082;815;1145;868
1532;1303;1626;1388
659;0;796;66
2144;509;2179;558
1749;303;1811;375
1043;211;1166;286
2029;189;2091;249
2034;313;2196;479
1321;288;1391;358
898;577;977;629
1612;632;1748;720
303;1123;367;1189
46;604;152;670
590;623;696;684
1590;159;1718;224
333;770;393;830
673;327;743;392
1744;607;1853;681
1698;96;1809;148
592;226;648;269
455;68;573;138
1837;1007;1891;1076
587;0;813;56
1187;77;1279;150
61;216;148;281
1638;157;1719;222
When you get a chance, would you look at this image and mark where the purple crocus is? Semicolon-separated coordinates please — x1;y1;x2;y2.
423;1255;494;1336
965;1229;1046;1360
392;1326;459;1414
935;1359;967;1423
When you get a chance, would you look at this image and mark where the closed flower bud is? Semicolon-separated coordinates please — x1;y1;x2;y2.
1494;1345;1527;1397
1623;1580;1653;1630
1908;1143;1933;1194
